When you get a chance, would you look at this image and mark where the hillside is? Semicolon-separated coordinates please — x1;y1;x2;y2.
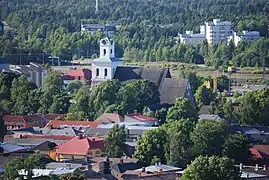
0;0;268;67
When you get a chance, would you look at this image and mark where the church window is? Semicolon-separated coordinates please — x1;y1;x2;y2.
104;68;108;77
96;68;99;76
111;49;113;54
103;49;106;56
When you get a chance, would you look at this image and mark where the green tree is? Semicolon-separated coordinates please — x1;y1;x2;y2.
104;124;126;158
164;120;194;167
67;80;84;93
181;156;240;180
191;120;229;157
217;75;229;93
239;88;269;125
134;128;167;165
222;133;250;163
49;92;70;114
166;97;197;122
195;85;215;108
11;75;34;115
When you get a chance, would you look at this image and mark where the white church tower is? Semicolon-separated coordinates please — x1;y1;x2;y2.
91;37;122;84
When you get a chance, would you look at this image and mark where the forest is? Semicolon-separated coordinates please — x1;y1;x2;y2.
0;0;268;68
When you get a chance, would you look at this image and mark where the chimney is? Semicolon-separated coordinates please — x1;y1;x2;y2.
142;167;145;172
134;110;137;114
255;164;259;171
78;133;83;139
263;165;267;170
119;158;123;165
50;125;53;129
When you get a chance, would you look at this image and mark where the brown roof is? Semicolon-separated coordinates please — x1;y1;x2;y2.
45;120;99;129
42;114;66;120
95;113;123;124
125;113;157;122
252;145;269;157
4;115;47;127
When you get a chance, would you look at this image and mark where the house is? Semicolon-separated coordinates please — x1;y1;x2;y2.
250;145;269;161
95;112;124;124
63;68;91;85
45;120;99;132
4;115;47;130
92;37;195;107
0;57;9;71
124;113;158;126
178;31;205;47
32;141;57;160
0;143;28;154
234;126;269;143
229;31;261;46
56;135;104;161
12;62;47;87
81;23;118;35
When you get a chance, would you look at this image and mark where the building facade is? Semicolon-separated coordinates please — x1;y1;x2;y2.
200;19;233;45
229;31;261;46
13;62;47;87
81;23;118;35
91;37;122;84
178;31;205;47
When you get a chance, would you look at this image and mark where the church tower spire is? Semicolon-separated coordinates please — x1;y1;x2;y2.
91;37;122;84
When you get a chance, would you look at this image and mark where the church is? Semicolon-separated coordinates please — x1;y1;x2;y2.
91;37;194;107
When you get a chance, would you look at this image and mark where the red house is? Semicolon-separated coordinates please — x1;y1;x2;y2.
56;135;104;161
63;68;92;82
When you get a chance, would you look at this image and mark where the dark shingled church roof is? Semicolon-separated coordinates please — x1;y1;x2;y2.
159;78;187;105
114;66;190;105
114;66;171;87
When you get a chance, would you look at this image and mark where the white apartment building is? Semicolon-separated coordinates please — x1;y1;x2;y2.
229;31;260;46
178;31;205;47
13;62;47;87
200;19;233;45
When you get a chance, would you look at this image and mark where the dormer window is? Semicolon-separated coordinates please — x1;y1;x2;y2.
103;49;106;56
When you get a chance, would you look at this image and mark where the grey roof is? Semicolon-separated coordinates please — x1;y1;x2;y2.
40;127;79;136
113;66;171;87
114;67;190;105
83;127;111;137
198;114;222;121
159;78;187;105
198;105;211;115
46;162;85;170
135;164;181;173
4;138;67;147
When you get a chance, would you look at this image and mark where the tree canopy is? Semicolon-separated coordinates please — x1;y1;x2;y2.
181;156;241;180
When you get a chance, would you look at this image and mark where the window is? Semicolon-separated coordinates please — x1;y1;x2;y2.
111;49;113;54
104;68;108;77
96;150;101;156
96;68;99;77
103;49;106;56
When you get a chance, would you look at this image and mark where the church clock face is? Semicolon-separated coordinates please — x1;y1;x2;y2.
102;40;107;45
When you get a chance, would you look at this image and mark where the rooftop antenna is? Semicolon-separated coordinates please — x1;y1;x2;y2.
96;0;99;12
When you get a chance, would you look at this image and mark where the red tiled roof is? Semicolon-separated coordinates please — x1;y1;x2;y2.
95;113;124;123
56;136;104;155
45;120;99;129
65;69;92;80
125;113;158;122
252;145;269;158
4;115;47;127
249;147;263;159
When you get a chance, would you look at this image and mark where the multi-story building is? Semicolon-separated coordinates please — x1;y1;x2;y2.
229;31;261;46
81;23;119;35
13;62;47;87
200;19;233;45
178;31;205;47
